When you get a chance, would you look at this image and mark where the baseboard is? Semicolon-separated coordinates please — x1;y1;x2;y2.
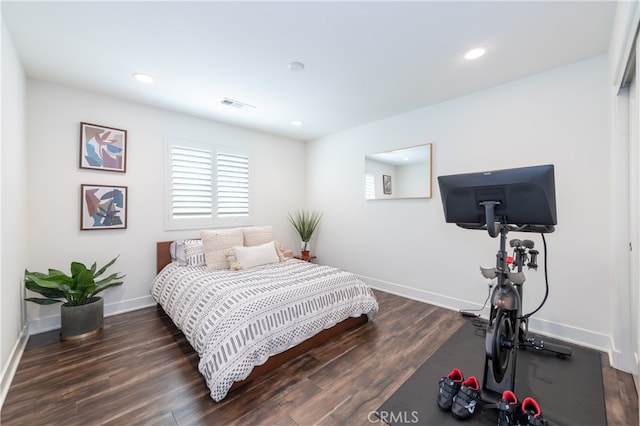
104;294;157;317
27;295;156;335
525;315;611;353
0;323;29;411
361;275;612;356
360;275;477;313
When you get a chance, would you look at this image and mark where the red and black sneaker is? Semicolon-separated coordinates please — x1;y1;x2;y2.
451;376;481;419
519;397;548;426
437;368;464;411
496;390;519;426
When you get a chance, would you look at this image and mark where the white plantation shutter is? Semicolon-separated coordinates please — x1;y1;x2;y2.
216;152;249;217
171;146;213;218
165;138;251;230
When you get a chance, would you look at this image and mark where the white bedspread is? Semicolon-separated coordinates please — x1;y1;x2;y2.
150;259;378;401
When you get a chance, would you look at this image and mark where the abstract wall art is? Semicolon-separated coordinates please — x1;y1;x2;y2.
79;122;127;172
81;184;128;230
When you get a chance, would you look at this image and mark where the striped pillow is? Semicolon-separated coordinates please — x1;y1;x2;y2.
170;239;204;267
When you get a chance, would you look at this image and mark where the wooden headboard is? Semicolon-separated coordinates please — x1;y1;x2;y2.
157;241;173;274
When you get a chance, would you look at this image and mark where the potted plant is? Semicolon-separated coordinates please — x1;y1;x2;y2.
24;256;124;340
287;209;322;260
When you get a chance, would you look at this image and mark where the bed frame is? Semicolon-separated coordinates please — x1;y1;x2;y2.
155;241;369;393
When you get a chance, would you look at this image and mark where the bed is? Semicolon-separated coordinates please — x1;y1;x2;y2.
151;230;379;402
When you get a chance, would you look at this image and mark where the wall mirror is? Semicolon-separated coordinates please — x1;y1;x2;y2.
365;143;432;200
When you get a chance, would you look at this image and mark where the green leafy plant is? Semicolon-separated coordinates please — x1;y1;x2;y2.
24;256;125;306
287;209;322;251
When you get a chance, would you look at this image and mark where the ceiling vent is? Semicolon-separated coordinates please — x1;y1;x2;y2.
221;98;256;111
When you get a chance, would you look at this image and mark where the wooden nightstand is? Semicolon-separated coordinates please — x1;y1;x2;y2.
293;255;317;262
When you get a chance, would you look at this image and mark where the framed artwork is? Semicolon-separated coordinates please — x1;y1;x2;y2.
81;184;128;230
79;122;127;172
383;175;392;194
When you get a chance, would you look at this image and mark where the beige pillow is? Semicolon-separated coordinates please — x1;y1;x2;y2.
201;228;244;271
243;225;274;247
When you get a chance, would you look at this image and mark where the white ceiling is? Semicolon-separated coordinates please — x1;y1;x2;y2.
2;1;617;141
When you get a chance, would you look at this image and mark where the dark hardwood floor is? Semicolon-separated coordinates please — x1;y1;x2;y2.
2;290;637;425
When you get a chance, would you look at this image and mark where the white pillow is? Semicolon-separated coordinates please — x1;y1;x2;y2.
229;241;280;270
201;228;244;271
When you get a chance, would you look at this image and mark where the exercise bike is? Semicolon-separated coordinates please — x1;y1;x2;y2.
438;164;571;397
478;218;572;396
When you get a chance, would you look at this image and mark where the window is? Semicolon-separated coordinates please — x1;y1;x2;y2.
365;174;375;200
170;145;213;220
165;138;250;230
216;152;249;217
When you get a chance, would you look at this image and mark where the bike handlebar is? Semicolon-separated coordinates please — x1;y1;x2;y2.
456;223;555;234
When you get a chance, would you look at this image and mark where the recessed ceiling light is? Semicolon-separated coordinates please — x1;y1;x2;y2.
464;48;486;60
132;73;154;83
291;120;304;126
288;61;305;72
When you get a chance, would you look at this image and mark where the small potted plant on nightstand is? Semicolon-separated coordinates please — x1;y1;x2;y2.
24;256;124;340
287;209;322;260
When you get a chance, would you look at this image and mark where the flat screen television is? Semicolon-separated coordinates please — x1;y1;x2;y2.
438;164;557;234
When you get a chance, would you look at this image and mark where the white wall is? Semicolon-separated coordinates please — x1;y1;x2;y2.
24;80;306;333
307;55;612;352
1;18;29;407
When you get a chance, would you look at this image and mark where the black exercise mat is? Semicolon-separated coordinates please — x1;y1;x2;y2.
377;321;606;425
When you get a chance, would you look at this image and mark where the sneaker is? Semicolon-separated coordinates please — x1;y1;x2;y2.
437;368;464;411
451;376;480;419
520;397;548;426
496;390;519;426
